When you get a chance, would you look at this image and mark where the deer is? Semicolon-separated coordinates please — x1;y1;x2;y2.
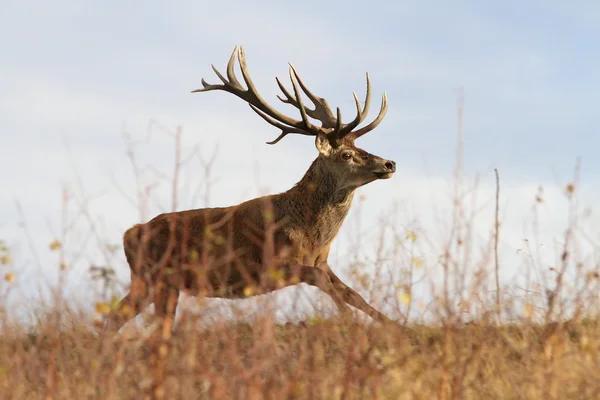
104;46;398;333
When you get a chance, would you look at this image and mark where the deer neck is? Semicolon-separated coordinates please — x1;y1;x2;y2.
282;157;355;242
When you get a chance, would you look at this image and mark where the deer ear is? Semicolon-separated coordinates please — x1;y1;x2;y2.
315;132;333;155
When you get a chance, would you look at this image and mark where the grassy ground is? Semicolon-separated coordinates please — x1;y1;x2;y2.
2;309;600;400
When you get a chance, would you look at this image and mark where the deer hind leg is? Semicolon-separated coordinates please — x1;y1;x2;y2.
104;274;152;333
326;268;397;325
152;280;180;337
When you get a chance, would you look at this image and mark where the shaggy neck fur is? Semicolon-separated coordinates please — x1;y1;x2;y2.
279;157;355;245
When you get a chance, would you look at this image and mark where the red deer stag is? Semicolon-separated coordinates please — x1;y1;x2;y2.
105;46;397;332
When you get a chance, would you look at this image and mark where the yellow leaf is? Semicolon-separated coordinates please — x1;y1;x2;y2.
189;250;199;262
523;303;533;318
405;231;418;241
243;286;255;297
566;183;575;195
0;255;12;265
411;257;423;268
49;240;62;252
398;291;411;305
95;302;111;315
4;272;14;283
263;209;274;223
269;269;285;282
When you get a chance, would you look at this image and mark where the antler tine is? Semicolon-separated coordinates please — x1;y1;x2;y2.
336;73;373;139
193;46;326;144
236;47;314;132
346;92;388;141
191;47;243;93
281;65;338;129
249;104;316;145
225;46;243;88
287;66;314;132
362;73;373;117
275;78;338;131
335;107;342;134
275;77;296;105
192;67;231;92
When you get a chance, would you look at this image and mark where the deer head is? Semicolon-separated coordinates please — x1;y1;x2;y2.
192;46;395;192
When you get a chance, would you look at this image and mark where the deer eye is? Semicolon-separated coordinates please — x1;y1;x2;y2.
342;152;352;160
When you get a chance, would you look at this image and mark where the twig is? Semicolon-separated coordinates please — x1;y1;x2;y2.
171;126;182;212
545;157;581;323
494;168;501;323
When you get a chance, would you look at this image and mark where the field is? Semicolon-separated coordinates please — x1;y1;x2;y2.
2;310;600;399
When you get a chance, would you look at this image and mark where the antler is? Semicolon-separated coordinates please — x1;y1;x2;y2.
344;90;388;142
192;46;387;145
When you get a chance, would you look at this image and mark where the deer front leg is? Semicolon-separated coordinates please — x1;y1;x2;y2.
325;267;397;325
272;264;352;317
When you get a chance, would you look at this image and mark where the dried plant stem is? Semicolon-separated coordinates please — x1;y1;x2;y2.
494;168;501;323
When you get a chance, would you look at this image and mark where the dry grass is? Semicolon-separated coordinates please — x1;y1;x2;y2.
2;310;600;399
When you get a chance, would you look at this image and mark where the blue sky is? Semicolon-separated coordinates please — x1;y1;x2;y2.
1;0;599;323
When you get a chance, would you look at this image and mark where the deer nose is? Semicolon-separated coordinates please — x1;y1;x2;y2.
384;160;396;172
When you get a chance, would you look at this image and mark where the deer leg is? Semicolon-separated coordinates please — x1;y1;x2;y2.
146;281;179;399
152;281;180;336
104;274;152;333
326;268;397;325
273;264;352;316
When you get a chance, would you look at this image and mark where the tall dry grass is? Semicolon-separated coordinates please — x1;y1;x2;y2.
3;310;600;399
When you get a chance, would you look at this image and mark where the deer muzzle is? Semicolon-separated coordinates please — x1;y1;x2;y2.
373;160;396;179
